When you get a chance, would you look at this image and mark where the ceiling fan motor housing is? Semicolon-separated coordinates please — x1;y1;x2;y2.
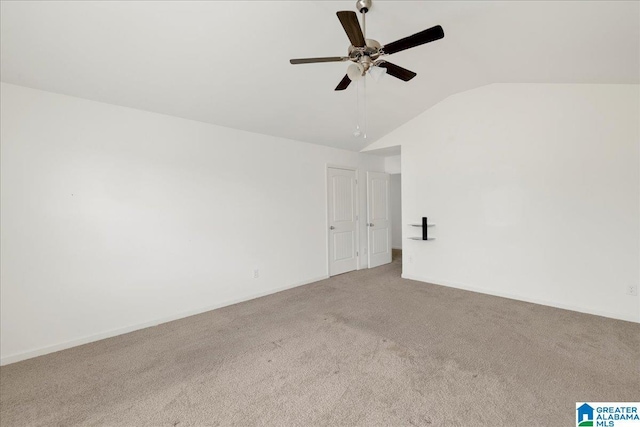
348;39;381;58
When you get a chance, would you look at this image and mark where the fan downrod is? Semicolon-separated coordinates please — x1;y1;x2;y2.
349;0;379;72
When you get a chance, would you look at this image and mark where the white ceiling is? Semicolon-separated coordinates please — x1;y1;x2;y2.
1;1;638;152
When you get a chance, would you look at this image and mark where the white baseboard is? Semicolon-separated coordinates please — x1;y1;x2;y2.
0;275;329;366
401;273;640;324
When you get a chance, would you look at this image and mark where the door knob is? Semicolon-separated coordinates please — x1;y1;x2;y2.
330;226;335;230
368;223;374;227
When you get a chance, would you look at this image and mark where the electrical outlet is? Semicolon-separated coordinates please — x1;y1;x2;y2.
627;285;638;296
408;255;413;264
253;268;259;279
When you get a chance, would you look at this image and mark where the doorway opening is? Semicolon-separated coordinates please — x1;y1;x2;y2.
390;173;402;263
376;147;402;266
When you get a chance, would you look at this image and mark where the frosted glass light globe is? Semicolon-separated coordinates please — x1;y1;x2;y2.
369;66;387;82
347;63;365;81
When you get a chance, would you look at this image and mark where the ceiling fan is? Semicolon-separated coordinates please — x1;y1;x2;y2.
289;0;444;91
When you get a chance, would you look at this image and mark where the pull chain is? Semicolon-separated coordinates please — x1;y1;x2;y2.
354;76;361;137
363;75;367;139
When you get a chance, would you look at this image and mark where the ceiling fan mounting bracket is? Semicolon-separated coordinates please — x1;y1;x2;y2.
356;0;372;14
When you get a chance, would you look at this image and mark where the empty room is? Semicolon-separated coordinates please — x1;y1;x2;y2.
1;1;638;426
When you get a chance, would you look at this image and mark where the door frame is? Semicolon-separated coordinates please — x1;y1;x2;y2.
326;164;361;276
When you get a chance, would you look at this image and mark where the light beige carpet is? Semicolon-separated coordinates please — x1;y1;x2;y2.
1;260;638;426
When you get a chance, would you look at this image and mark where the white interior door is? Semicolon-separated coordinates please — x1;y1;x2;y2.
328;167;358;276
367;171;391;268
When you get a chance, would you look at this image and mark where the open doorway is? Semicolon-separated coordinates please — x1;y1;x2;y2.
390;173;402;263
380;150;402;265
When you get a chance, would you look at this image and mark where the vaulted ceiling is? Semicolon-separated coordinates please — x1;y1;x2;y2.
2;1;638;152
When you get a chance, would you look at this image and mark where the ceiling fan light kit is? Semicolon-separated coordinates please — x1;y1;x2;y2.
289;0;445;136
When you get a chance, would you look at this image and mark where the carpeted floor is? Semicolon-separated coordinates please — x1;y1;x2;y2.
1;259;639;426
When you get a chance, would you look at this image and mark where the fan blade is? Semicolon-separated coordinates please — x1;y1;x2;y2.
382;25;444;55
290;56;347;65
377;62;416;81
337;11;366;48
335;74;351;91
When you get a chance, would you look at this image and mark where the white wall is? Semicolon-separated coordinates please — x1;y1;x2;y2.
390;174;402;250
0;83;385;364
379;84;640;322
384;155;401;175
